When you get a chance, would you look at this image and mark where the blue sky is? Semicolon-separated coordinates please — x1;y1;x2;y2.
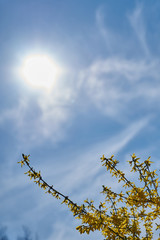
0;0;160;239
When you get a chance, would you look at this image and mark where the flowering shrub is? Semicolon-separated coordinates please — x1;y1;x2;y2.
18;153;160;239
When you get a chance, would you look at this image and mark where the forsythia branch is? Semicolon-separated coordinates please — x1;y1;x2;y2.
18;153;160;239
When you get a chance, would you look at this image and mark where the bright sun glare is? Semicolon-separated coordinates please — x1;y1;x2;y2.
21;54;61;89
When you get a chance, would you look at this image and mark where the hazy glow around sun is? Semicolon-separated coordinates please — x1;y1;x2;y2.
21;54;61;89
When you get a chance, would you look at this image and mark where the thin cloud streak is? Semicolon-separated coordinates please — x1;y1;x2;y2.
52;116;151;198
96;7;116;53
128;4;150;57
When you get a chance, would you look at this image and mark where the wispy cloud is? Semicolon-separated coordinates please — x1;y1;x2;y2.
96;4;150;57
128;4;150;56
96;6;116;53
0;73;77;146
79;57;160;120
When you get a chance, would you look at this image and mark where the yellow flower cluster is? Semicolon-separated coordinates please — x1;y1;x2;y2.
18;153;160;239
100;153;160;239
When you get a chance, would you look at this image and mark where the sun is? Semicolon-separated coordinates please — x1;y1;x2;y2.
20;54;61;90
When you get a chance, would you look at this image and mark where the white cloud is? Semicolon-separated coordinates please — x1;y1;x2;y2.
128;4;150;56
0;74;77;146
96;4;150;57
96;7;116;53
79;57;160;119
